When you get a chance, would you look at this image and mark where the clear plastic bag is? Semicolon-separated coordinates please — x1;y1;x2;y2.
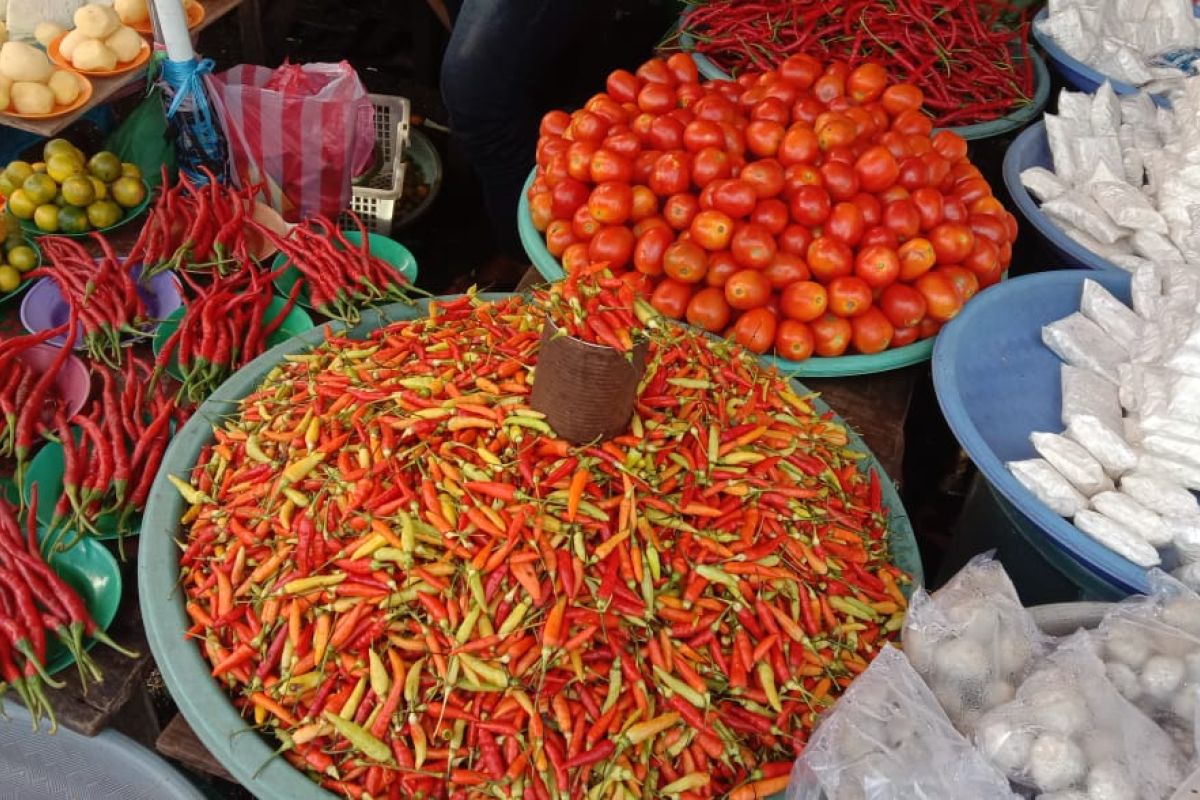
902;554;1052;735
1022;166;1069;203
1009;458;1090;517
1042;312;1129;383
1080;278;1145;345
1074;508;1162;567
1061;364;1123;431
1120;471;1200;520
786;646;1018;800
973;631;1186;796
1064;414;1140;477
1032;431;1115;495
1043;191;1126;245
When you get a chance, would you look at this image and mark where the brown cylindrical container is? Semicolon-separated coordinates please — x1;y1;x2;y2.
530;318;648;444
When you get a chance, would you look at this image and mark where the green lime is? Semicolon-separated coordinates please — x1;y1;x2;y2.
4;161;33;187
60;175;94;208
0;265;18;293
110;176;145;209
33;204;58;233
46;153;83;184
85;200;122;230
8;245;37;272
87;152;121;183
57;205;90;234
7;189;35;220
42;139;76;163
22;173;57;206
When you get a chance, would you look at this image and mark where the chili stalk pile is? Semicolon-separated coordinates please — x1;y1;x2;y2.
175;292;908;798
680;0;1035;126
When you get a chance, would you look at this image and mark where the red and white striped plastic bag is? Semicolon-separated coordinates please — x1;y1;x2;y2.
207;61;375;222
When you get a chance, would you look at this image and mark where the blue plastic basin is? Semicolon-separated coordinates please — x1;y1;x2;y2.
1002;121;1122;272
932;269;1149;596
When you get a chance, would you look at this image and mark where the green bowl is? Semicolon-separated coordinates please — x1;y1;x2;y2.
138;295;922;800
152;296;316;382
24;430;126;541
39;525;122;676
18;180;152;238
272;230;418;312
0;236;40;306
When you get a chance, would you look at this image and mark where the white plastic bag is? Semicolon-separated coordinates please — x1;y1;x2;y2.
973;631;1186;796
1064;414;1140;477
786;646;1018;800
1080;278;1144;344
1074;508;1162;566
1043;191;1126;245
1042;312;1128;383
1008;458;1090;517
1061;364;1123;431
1031;431;1114;496
901;554;1051;735
1120;471;1200;519
1091;490;1174;548
1022;166;1069;203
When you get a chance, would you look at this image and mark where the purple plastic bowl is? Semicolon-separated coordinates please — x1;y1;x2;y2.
20;266;182;349
14;343;90;419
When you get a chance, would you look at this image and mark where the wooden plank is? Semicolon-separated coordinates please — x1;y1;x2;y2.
157;713;236;783
0;0;243;138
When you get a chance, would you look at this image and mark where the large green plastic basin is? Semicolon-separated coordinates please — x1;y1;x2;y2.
139;295;923;799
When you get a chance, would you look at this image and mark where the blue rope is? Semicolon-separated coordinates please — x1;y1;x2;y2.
159;58;227;185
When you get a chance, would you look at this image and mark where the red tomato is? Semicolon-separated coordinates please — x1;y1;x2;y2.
878;184;911;205
664;193;700;231
571;110;609;143
732;308;777;354
790;185;832;227
922;152;952;188
827;275;874;317
677;83;704;108
778;124;820;165
587;94;628;125
962;236;1001;281
779;224;814;256
693;93;737;123
751;198;790;235
891;109;933;137
663;239;707;283
911;187;945;231
633;215;669;236
854;245;901;288
744;120;784;158
820;162;861;201
712;179;757;218
915;272;963;322
942;196;969;223
861;225;900;249
649;153;691;196
877;131;912;160
750;97;790;125
739;159;786;198
879;283;927;328
686;287;731;333
905;134;933;156
731;222;778;269
666;52;699;85
706;250;740;287
603;128;641;159
955;178;993;208
931;129;968;162
633;150;660;184
633;226;673;276
690;209;735;251
631;113;655;140
545;219;575;257
883;199;920;241
1003;212;1019;243
537;134;568;167
630;185;658;221
826;202;866;246
951;162;984;183
646;116;684;151
851;307;894;354
970;196;1006;217
572;204;602;240
588;182;633;226
939;265;980;302
529;191;553;231
605;70;640;104
780;53;822;88
764;252;810;288
650;278;693;319
588;225;635;268
784;163;823;195
930;222;975;264
540;109;571;137
775;319;815;361
636;58;674;85
811;313;853;356
551;177;589;220
892;325;919;347
825;144;857;166
918;317;942;340
850;193;882;226
881;83;923;116
725;269;772;310
898;237;937;281
813;73;845;104
781;280;828;322
791;96;825;125
638;83;676;114
847;62;887;104
561;242;591;274
897;157;929;190
720;122;746;156
854;146;900;193
806;236;854;282
620;270;654;298
683;120;723;152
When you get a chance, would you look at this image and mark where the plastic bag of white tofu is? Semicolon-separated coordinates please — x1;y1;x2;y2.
1093;571;1200;761
901;554;1052;736
973;631;1187;798
785;645;1018;800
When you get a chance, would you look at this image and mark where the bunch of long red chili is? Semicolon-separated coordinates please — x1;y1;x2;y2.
251;213;414;323
173;292;908;798
0;493;137;732
32;235;148;367
0;326;75;480
680;0;1035;126
45;355;188;551
156;264;303;404
545;263;643;352
129;167;266;278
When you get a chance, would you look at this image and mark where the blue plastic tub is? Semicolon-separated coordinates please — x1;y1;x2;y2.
1002;121;1122;272
1032;6;1196;102
932;269;1149;597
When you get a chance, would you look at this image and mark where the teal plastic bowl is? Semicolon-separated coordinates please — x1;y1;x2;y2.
518;170;945;378
140;295;922;799
677;28;1050;142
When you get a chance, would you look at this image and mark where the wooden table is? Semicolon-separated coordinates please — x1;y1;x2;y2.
0;0;260;138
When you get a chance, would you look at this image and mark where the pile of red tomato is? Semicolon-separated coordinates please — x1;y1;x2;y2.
527;52;1018;360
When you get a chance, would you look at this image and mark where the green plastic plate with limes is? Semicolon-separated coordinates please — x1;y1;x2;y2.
16;179;152;239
